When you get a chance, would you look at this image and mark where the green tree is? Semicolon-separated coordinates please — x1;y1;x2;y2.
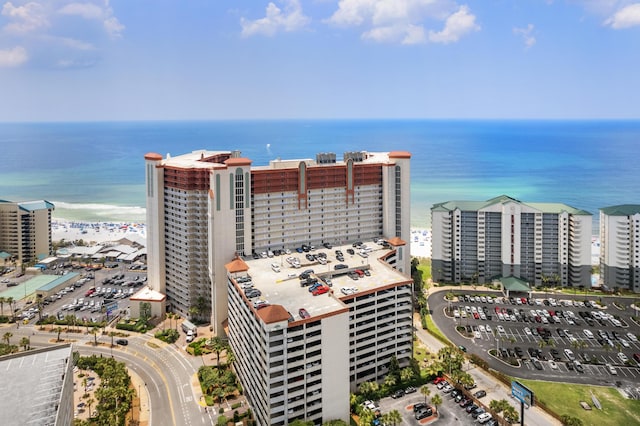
323;421;348;426
383;373;396;389
208;336;226;370
382;410;402;426
420;385;431;404
400;366;414;383
55;326;64;342
109;331;117;347
89;327;99;346
358;408;375;426
431;393;442;416
140;302;152;325
35;294;44;322
489;399;510;413
188;306;200;321
6;297;15;321
0;296;5;317
503;404;520;423
3;331;12;345
289;420;313;426
388;355;400;380
358;381;379;401
20;336;30;351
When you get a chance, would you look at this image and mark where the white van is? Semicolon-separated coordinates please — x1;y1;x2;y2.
477;413;492;424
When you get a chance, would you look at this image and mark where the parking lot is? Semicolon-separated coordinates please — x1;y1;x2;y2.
431;290;640;388
2;264;147;325
377;382;491;425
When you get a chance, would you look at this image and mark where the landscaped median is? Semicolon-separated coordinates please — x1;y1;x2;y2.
517;379;640;425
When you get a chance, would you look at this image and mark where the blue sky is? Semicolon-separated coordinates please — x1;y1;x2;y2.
1;0;639;121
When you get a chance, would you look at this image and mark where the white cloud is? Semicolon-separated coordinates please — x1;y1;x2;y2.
2;1;50;34
58;1;125;38
326;0;477;45
58;2;103;19
513;23;536;48
0;45;28;67
605;3;640;28
240;0;310;37
428;5;479;44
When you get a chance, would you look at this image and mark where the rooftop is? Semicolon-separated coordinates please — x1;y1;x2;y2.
131;286;166;302
432;194;591;216
0;344;72;426
600;204;640;216
230;240;411;323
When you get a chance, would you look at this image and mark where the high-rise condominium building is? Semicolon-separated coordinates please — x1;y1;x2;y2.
144;150;411;333
599;205;640;293
431;195;592;287
225;239;413;426
0;199;54;265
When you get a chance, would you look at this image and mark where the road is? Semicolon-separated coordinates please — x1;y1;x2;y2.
4;323;212;426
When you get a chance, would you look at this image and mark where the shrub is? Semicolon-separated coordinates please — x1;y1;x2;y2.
154;328;179;344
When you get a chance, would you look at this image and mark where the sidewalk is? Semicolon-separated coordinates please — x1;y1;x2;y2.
417;287;560;426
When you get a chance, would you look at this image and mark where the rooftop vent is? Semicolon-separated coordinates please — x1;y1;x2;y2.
316;152;336;164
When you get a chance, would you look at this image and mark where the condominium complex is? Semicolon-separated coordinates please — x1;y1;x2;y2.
144;150;411;333
225;240;413;426
599;205;640;293
0;199;54;265
431;195;592;287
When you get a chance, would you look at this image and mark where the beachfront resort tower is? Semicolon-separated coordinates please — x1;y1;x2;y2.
145;150;411;334
0;199;54;266
599;205;640;293
431;195;592;288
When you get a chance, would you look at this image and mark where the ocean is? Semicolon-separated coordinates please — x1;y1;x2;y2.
1;119;639;231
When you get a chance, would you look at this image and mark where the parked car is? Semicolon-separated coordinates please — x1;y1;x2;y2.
116;339;128;346
474;389;487;399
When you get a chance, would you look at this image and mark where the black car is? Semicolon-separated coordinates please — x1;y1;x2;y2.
391;389;405;399
472;408;485;419
466;404;478;413
413;402;427;413
459;398;473;408
550;349;561;361
474;390;487;399
116;339;128;346
415;408;432;420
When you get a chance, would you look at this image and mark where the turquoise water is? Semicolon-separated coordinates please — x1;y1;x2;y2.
1;120;639;229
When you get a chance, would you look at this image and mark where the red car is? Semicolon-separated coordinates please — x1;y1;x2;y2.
312;285;329;296
473;312;480;320
433;377;445;385
299;308;310;319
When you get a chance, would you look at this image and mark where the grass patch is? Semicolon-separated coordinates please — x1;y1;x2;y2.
423;309;450;345
518;379;640;426
417;258;431;281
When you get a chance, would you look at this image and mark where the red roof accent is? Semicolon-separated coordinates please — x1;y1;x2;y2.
225;256;249;273
257;304;291;324
388;151;411;159
386;236;406;246
224;158;252;167
144;152;163;161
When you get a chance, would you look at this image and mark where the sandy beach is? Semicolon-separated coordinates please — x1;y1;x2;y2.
52;219;147;245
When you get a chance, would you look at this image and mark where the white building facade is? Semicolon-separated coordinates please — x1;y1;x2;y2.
225;239;413;426
432;195;592;288
145;150;411;334
0;199;54;265
600;205;640;293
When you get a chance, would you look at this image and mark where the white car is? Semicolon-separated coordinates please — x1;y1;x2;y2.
606;363;618;375
583;329;594;339
485;325;493;334
478;325;486;332
497;325;506;334
564;349;575;361
477;412;493;424
474;331;482;339
620;339;630;348
627;332;638;343
549;360;558;369
618;353;629;363
524;327;532;336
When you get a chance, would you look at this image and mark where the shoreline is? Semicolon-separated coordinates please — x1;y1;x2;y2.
52;219;146;245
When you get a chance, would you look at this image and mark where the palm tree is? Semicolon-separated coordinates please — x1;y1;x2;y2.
0;296;5;317
489;398;510;414
431;393;442;416
6;297;15;321
358;408;375;426
20;336;30;351
55;326;64;342
89;327;99;346
209;336;226;369
385;410;402;426
400;366;414;383
503;404;520;423
109;331;117;347
358;381;379;401
3;332;13;345
383;373;396;389
420;385;431;404
86;397;95;418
